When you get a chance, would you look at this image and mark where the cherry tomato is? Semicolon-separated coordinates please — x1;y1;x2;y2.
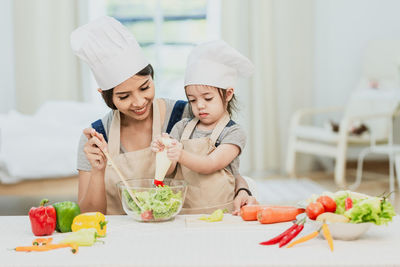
306;202;325;220
316;195;337;213
141;210;154;221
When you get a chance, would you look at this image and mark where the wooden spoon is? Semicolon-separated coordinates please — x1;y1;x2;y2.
103;151;143;211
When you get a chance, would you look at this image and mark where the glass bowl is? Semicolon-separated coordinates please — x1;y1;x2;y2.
117;178;187;222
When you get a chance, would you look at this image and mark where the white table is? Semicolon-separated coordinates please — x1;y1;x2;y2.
2;215;400;266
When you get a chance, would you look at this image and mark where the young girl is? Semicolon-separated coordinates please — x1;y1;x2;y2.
152;40;255;214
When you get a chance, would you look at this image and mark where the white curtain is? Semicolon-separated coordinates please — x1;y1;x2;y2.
220;0;315;176
13;0;82;114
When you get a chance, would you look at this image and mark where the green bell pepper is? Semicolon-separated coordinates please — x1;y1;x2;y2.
53;201;81;233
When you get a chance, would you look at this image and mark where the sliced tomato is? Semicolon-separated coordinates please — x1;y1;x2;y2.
141;210;154;221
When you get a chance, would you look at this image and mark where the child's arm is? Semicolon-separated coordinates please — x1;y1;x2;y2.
167;142;240;175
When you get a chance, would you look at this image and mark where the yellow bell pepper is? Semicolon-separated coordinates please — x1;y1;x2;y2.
71;212;107;236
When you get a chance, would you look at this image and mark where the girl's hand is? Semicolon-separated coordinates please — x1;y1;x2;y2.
232;191;259;216
83;128;108;171
166;138;183;162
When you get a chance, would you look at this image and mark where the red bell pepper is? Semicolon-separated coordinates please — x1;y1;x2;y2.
28;199;57;236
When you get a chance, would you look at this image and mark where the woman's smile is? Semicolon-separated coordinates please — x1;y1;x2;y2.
131;105;147;115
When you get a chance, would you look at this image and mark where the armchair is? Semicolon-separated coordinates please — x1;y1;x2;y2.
286;89;400;188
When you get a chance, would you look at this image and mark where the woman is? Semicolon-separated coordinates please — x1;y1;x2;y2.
71;16;257;215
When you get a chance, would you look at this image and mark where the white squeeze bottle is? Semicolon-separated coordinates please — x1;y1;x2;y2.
153;137;172;187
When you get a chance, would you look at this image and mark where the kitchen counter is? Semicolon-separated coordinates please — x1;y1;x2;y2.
2;215;399;266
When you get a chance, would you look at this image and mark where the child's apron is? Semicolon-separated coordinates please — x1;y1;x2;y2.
105;100;162;215
176;113;235;214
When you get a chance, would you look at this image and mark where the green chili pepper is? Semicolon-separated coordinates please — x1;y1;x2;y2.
53;201;81;233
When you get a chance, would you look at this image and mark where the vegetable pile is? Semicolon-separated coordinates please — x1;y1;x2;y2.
122;186;182;220
306;190;396;225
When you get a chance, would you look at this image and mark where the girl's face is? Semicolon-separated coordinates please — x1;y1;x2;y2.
185;85;233;126
112;75;155;121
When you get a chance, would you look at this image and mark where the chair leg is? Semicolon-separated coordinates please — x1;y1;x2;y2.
349;148;371;190
334;146;347;188
286;138;297;178
389;153;395;201
395;153;400;190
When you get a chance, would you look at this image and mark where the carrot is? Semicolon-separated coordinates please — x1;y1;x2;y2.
257;207;305;224
322;223;334;252
32;238;53;246
286;230;319;248
15;243;78;253
240;205;303;221
15;243;70;252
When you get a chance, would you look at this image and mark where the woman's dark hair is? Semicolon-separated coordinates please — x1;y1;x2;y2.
101;64;154;110
186;86;238;117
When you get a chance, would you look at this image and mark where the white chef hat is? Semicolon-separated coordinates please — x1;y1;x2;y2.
70;16;149;90
184;40;254;89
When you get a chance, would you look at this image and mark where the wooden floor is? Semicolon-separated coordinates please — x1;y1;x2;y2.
0;163;399;215
0;176;78;215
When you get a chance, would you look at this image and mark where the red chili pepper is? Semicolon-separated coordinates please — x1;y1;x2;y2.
279;224;304;247
28;199;57;236
345;197;353;210
259;222;298;245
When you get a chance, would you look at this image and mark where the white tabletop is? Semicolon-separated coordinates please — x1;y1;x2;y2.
2;215;400;267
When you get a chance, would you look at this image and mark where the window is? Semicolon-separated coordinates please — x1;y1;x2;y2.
105;0;219;101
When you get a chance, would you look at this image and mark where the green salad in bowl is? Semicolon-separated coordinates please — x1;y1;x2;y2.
118;178;187;222
300;190;396;240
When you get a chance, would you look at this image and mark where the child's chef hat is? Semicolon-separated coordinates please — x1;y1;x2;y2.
70;16;149;90
184;40;254;89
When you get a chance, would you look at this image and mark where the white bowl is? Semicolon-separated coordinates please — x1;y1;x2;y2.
297;214;372;241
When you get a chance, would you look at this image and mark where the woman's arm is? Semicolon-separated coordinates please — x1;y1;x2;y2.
232;174;259;215
78;128;108;214
78;170;107;214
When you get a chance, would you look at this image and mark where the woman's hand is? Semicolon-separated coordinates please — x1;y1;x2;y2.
83;128;108;171
166;138;183;162
232;191;259;215
151;134;167;153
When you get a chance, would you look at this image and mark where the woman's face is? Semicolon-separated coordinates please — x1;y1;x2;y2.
112;75;155;121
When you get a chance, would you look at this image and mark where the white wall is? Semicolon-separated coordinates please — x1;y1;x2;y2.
0;0;15;113
314;0;400;111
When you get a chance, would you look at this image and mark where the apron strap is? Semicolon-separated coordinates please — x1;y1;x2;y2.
108;110;121;157
180;113;231;145
209;112;231;145
152;99;162;140
180;118;199;141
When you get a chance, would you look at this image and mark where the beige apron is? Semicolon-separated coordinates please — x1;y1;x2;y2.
105;100;162;215
176;113;235;214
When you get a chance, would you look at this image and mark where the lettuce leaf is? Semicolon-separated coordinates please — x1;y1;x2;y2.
123;186;182;219
344;197;396;225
